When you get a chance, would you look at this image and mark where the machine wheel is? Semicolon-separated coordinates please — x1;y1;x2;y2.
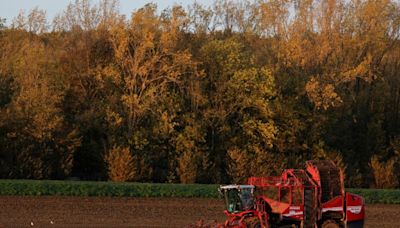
322;220;340;228
250;221;261;228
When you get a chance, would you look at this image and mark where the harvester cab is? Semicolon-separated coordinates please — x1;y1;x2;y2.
219;185;255;213
218;185;269;227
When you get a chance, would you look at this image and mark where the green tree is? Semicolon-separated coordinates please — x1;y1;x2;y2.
199;38;277;183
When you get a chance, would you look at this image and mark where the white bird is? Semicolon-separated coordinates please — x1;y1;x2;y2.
30;222;34;226
50;220;54;225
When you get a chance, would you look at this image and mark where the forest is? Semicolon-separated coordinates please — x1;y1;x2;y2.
0;0;399;188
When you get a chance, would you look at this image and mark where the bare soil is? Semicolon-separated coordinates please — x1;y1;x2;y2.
0;196;398;227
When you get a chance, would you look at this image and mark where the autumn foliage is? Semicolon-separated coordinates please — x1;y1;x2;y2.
0;0;400;187
105;146;137;182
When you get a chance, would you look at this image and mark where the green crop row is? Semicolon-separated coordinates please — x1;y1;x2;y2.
0;180;220;198
0;180;398;204
348;188;400;204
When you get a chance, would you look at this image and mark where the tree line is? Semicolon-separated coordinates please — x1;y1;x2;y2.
0;0;399;188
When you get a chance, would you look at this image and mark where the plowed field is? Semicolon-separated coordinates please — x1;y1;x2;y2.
0;196;398;227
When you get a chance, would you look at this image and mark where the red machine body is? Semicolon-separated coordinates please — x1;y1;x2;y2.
220;160;365;228
222;209;268;228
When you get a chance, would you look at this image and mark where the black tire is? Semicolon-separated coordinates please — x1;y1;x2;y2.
250;221;261;228
322;220;340;228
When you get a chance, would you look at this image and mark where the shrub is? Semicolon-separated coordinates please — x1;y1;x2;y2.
369;155;398;188
105;146;137;182
178;150;198;184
